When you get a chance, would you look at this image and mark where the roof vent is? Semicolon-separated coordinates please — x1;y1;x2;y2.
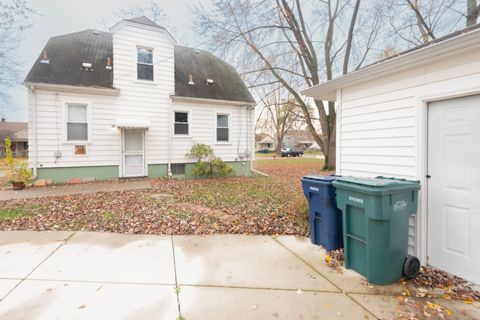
188;74;195;85
82;62;93;71
92;30;100;36
206;78;215;86
40;50;50;64
105;57;112;70
194;50;201;55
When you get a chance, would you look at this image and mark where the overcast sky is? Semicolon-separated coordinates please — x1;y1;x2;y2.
1;0;210;121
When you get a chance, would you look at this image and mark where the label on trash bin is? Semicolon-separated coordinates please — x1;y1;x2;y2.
310;186;320;192
393;200;408;211
349;196;364;204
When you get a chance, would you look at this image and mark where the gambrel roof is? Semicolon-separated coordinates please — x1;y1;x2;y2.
25;17;255;104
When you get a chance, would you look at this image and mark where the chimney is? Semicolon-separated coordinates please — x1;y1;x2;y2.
106;57;112;70
40;50;50;64
188;74;195;85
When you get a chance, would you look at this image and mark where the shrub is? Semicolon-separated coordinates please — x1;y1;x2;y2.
4;137;34;185
186;143;234;177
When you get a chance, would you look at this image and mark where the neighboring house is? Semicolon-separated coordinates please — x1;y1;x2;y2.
303;24;480;284
0;117;28;158
282;130;317;150
24;17;255;182
257;135;276;151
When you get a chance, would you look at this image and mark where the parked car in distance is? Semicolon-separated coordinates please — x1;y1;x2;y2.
281;148;304;157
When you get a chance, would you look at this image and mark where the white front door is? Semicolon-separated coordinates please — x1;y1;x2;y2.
427;95;480;284
122;129;145;177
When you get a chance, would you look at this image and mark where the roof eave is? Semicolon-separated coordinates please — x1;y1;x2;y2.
171;95;255;106
302;27;480;101
24;82;121;96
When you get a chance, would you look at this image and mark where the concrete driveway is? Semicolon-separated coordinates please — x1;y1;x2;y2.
0;232;478;319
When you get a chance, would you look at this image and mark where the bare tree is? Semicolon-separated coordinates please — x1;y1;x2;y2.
386;0;464;46
258;88;302;155
467;0;480;26
0;0;34;100
113;0;176;34
194;0;381;170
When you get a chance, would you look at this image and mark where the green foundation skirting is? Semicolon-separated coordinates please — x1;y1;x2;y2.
37;166;119;183
36;161;252;183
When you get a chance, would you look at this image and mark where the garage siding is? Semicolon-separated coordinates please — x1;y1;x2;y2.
336;48;480;256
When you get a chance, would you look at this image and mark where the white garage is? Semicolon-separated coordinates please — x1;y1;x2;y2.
302;25;480;284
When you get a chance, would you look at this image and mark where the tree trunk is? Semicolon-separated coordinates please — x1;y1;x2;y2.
467;0;479;27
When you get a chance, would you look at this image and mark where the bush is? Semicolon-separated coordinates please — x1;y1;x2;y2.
4;137;34;185
186;143;234;177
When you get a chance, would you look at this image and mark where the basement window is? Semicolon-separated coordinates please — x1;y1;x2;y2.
171;164;186;175
137;47;153;81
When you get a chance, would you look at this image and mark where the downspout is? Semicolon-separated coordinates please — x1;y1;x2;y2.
29;86;38;177
167;97;172;178
247;104;268;177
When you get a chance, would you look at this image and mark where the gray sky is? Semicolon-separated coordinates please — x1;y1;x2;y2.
1;0;209;121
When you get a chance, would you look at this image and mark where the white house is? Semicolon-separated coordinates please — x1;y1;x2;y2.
303;24;480;284
24;17;255;182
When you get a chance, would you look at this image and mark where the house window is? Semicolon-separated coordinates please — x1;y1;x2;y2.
174;112;189;135
74;145;86;155
171;163;186;175
137;48;153;81
216;114;229;142
67;104;88;141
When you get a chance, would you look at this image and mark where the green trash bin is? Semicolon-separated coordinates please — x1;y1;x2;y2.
333;176;421;285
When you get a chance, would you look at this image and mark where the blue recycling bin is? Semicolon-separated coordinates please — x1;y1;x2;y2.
301;175;343;251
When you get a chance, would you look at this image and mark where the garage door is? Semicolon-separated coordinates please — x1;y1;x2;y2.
428;95;480;284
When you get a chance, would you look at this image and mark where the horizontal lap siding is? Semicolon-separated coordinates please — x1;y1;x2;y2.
338;48;480;256
170;102;253;163
29;24;253;171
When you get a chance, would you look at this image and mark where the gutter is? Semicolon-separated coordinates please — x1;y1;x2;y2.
246;104;268;177
23;82;120;96
28;86;38;176
171;95;255;107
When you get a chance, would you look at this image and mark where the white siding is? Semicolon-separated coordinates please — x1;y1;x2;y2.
337;48;480;255
28;22;254;172
170;102;253;163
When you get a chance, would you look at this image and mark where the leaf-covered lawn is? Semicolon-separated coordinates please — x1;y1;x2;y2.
0;158;329;235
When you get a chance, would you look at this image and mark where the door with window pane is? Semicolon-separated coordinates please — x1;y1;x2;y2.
122;129;145;177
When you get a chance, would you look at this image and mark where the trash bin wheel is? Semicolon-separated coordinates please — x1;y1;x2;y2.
403;256;420;280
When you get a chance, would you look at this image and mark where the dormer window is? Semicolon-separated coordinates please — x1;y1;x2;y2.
137;47;153;81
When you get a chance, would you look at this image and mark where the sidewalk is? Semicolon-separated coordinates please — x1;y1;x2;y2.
0;180;151;201
0;232;478;319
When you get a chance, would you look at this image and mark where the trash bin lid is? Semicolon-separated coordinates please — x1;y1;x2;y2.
333;176;420;194
302;175;337;182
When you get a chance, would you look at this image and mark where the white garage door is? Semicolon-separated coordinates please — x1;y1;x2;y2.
428;95;480;284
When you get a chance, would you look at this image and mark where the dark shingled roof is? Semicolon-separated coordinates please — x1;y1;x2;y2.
25;29;113;89
174;46;254;103
0;121;28;141
25;19;255;104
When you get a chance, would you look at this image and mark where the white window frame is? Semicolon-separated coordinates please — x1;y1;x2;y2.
63;101;92;144
173;110;191;137
215;112;230;144
135;46;154;82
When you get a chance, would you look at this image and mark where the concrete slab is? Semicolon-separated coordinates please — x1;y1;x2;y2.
0;231;72;279
173;235;339;292
350;293;480;320
0;280;179;320
0;179;151;201
179;286;375;320
0;280;21;301
29;232;175;284
276;235;405;295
